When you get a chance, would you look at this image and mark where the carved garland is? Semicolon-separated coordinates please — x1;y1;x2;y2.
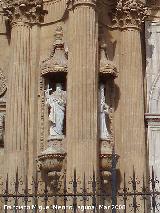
40;76;45;152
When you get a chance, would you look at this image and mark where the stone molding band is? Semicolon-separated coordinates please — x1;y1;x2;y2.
145;113;160;126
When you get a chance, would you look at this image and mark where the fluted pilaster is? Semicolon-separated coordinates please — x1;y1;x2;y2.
5;22;30;180
3;0;44;182
66;0;98;180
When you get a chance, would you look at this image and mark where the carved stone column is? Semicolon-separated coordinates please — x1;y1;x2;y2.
2;0;44;182
112;0;148;176
66;0;98;180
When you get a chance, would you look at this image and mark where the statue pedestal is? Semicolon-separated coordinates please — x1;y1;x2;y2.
100;140;119;184
37;143;66;189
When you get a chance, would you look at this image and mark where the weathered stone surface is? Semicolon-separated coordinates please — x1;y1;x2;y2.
0;0;158;206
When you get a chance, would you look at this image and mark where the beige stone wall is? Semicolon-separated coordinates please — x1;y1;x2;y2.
0;0;156;199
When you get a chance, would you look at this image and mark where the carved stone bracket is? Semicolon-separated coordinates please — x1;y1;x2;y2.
111;0;149;29
1;0;46;24
41;26;68;76
99;145;119;184
37;145;66;188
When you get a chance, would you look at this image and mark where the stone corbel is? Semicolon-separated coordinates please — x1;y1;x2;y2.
37;144;66;189
100;145;119;184
41;26;68;76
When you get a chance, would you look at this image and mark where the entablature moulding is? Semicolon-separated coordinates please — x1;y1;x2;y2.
145;113;160;126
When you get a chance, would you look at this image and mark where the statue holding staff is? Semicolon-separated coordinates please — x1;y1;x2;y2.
45;83;66;140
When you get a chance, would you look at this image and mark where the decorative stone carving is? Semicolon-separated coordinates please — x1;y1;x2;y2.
99;83;111;140
45;83;66;140
0;112;5;145
111;0;149;29
0;69;7;96
37;145;66;188
145;113;160;126
148;0;160;7
99;44;118;78
100;146;119;184
41;26;68;75
1;0;45;23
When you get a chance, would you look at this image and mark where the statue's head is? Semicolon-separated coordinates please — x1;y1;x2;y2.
55;83;63;92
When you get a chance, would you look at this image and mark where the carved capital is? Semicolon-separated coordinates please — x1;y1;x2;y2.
111;0;149;29
1;0;46;24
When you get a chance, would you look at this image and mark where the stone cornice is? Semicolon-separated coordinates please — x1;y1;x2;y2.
1;0;46;24
111;0;149;30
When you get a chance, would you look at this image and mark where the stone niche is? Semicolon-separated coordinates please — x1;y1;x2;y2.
99;42;119;183
37;26;67;188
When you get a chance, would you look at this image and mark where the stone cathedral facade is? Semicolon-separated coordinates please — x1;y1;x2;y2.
0;0;160;201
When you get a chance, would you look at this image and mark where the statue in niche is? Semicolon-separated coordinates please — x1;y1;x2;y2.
45;83;66;140
99;83;111;140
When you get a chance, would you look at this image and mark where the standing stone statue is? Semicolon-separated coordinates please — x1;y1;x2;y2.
99;83;111;140
45;83;66;140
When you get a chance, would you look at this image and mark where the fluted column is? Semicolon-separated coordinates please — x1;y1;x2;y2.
2;0;44;182
112;0;148;177
66;0;98;180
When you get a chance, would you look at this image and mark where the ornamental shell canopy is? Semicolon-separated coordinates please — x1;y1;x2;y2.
41;26;68;76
